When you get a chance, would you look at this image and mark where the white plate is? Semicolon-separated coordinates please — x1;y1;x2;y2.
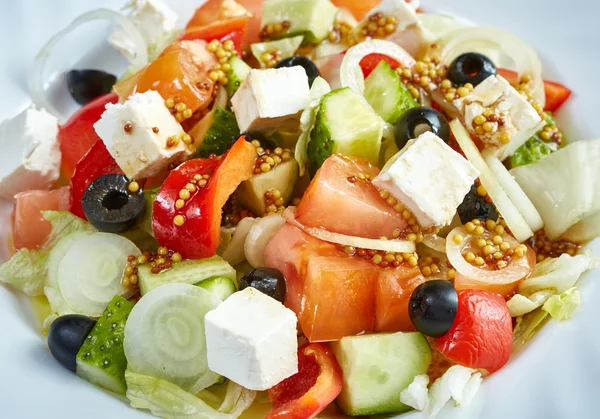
1;1;599;418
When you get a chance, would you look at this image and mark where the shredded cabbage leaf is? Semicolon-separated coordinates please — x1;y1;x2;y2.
510;113;559;168
125;370;256;419
542;287;581;321
512;308;549;352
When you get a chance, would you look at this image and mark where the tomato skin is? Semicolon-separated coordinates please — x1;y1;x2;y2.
267;343;343;419
69;140;123;219
152;138;256;259
360;54;401;78
182;17;248;54
497;68;572;112
58;93;118;179
12;188;70;250
436;289;512;373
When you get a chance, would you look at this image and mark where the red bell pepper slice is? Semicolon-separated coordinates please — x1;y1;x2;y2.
267;343;343;419
497;68;572;112
152;137;256;259
359;53;401;78
58;93;118;179
69;140;123;219
181;17;248;54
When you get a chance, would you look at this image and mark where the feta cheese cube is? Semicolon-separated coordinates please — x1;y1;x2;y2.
359;0;434;57
231;67;310;133
205;288;298;391
453;75;546;160
94;90;188;179
373;132;479;228
0;107;61;200
109;0;178;62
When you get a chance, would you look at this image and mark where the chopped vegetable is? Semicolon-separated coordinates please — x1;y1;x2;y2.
542;287;580;321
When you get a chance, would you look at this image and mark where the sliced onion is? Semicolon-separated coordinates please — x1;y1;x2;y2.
431;26;545;107
30;9;147;120
244;214;286;268
446;226;530;284
419;13;469;40
483;152;544;232
283;208;416;253
221;217;257;266
341;40;416;95
422;234;446;253
450;119;533;242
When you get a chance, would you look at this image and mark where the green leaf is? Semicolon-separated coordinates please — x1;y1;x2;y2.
512;308;550;352
542;287;581;321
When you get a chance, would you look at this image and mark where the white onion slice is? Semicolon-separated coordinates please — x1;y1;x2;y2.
284;208;415;253
446;226;530;284
244;214;286;268
422;234;447;253
450;119;533;242
30;9;148;121
433;26;545;107
340;40;416;95
484;152;544;232
221;217;257;266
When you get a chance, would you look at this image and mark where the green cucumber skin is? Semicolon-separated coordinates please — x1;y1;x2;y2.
226;56;251;97
197;276;237;301
196;107;240;158
331;332;432;416
76;295;134;394
307;110;335;177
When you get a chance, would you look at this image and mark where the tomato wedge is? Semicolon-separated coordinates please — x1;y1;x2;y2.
182;17;248;54
497;68;572;112
58;93;118;179
267;343;343;419
69;140;123;219
436;289;512;373
360;54;401;78
152;137;256;259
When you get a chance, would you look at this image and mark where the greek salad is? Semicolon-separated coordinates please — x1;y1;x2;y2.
1;0;599;418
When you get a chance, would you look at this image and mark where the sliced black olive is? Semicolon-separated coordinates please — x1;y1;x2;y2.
447;53;497;87
457;184;498;224
48;315;96;372
239;267;286;303
82;174;146;233
67;70;117;106
394;107;451;150
409;280;458;338
275;56;320;87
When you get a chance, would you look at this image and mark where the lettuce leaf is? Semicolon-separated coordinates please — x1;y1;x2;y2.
512;308;549;352
125;370;255;419
507;290;553;317
542;287;580;321
510;112;559;168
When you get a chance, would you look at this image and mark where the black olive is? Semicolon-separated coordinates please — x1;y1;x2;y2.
82;174;146;233
457;184;498;224
275;56;320;87
239;267;286;303
447;53;497;87
409;280;458;338
66;70;117;106
394;107;451;150
48;315;96;372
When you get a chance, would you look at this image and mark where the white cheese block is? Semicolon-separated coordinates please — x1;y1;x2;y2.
0;107;61;200
231;67;310;133
205;287;298;391
94;90;188;179
373;132;479;228
453;75;546;160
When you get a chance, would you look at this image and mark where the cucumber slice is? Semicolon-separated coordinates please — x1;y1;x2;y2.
364;60;418;124
192;107;241;158
331;332;432;416
235;159;299;216
124;283;221;392
262;0;338;44
307;88;384;176
138;187;158;238
251;36;304;68
137;255;236;296
197;276;237;301
226;56;252;97
76;295;134;394
57;233;139;317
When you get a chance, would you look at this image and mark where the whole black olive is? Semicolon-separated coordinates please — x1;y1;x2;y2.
394;107;451;150
457;184;498;224
239;267;286;303
48;314;97;372
409;280;458;338
67;70;117;105
447;53;497;87
275;56;320;87
82;174;146;233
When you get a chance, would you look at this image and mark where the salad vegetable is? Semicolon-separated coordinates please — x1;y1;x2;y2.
1;0;598;418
